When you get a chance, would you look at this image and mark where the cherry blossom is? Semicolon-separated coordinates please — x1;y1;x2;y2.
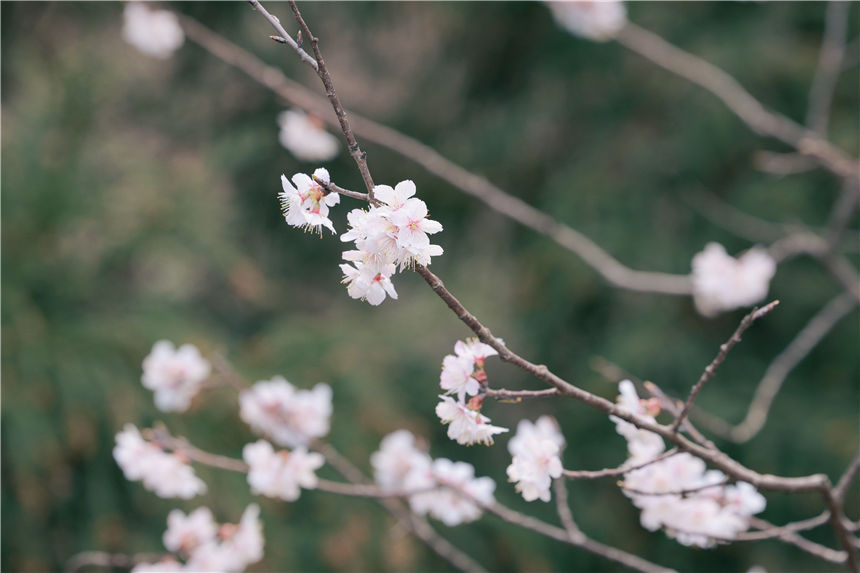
239;377;332;448
440;354;480;403
277;109;340;162
370;430;434;494
339;258;398;306
506;417;565;502
113;424;207;499
122;3;185;59
163;507;217;555
373;180;417;211
279;168;340;235
547;0;627;41
435;395;508;446
691;242;777;317
141;340;211;412
409;458;496;526
454;338;498;367
181;505;264;572
243;439;324;501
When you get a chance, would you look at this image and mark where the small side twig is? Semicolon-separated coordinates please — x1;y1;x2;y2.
563;448;679;480
553;478;584;542
671;301;779;434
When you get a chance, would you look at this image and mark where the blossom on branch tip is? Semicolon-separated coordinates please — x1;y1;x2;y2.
142;340;211;412
547;0;627;42
435;395;508;446
239;378;332;448
113;424;207;499
691;242;776;318
506;416;565;502
243;439;324;501
279;168;340;235
122;3;185;59
277;109;340;162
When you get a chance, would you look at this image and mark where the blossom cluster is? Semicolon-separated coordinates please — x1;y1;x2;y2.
113;424;207;499
278;109;340;162
691;242;776;318
142;340;211;412
132;505;264;573
435;339;508;446
371;430;496;526
122;2;185;59
611;381;766;547
243;439;325;501
239;377;333;448
547;0;627;41
506;417;565;502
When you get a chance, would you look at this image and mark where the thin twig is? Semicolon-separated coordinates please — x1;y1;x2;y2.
246;0;318;70
563;449;679;480
313;175;370;202
615;23;859;181
671;301;780;434
694;293;857;443
806;2;851;135
64;552;168;573
553;478;584;542
618;477;729;498
736;511;831;541
836;450;860;503
748;516;847;564
484;387;559;400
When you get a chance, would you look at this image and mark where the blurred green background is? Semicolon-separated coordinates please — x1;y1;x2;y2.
2;2;858;572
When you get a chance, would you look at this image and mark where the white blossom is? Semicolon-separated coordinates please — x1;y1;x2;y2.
141;340;211;412
243;439;324;501
506;417;565;502
439;354;479;403
547;0;627;41
277;109;340;162
435;395;508;446
279;168;340;235
163;507;217;555
339;257;398;306
371;430;434;494
122;3;185;59
182;504;264;572
409;458;495;526
453;338;498;367
691;242;777;317
113;424;206;499
239;377;332;448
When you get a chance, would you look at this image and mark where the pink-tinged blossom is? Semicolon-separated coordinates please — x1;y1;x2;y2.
277;109;339;162
409;458;495;526
440;354;480;403
142;340;211;413
163;507;217;555
435;395;508;446
243;439;324;501
239;378;332;448
339;259;398;306
370;430;435;494
373;180;417;211
123;3;184;59
454;338;498;367
183;504;264;572
547;0;627;41
279;168;340;235
610;382;766;547
506;417;565;502
691;242;776;317
113;424;207;499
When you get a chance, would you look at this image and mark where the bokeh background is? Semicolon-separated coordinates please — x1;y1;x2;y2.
2;2;859;572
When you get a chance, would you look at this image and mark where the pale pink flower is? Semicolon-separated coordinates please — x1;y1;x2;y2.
339;258;398;306
142;340;211;413
243;439;324;501
506;417;565;502
454;338;498;367
409;458;495;526
547;0;627;41
239;378;332;448
163;507;217;555
440;354;479;403
691;242;776;317
279;168;340;235
277;110;339;162
371;430;435;494
123;3;184;59
435;395;508;446
373;180;417;211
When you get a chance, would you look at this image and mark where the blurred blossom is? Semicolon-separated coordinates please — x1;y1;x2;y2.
142;341;211;413
122;3;185;59
691;242;776;317
371;430;435;493
409;458;496;526
113;425;207;499
547;0;627;41
506;416;565;502
243;439;325;501
277;110;340;162
239;378;332;447
163;507;218;555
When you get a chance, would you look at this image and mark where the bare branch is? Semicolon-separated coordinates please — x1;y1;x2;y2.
618;477;729;497
836;450;860;503
484;387;560;400
806;2;852;135
695;293;857;443
246;0;318;70
564;449;679;480
671;301;779;434
65;552;168;573
553;478;584;542
749;516;847;564
615;23;859;181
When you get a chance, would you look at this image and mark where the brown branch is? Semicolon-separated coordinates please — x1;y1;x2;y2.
748;516;847;564
736;511;831;541
617;477;729;498
177;13;691;296
553;478;584;542
484;387;560;400
615;23;859;181
564;449;679;480
246;0;318;70
835;450;860;503
313;175;370;202
64;552;169;573
671;301;780;434
695;293;857;443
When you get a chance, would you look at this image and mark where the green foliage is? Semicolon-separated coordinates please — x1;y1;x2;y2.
2;2;857;572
